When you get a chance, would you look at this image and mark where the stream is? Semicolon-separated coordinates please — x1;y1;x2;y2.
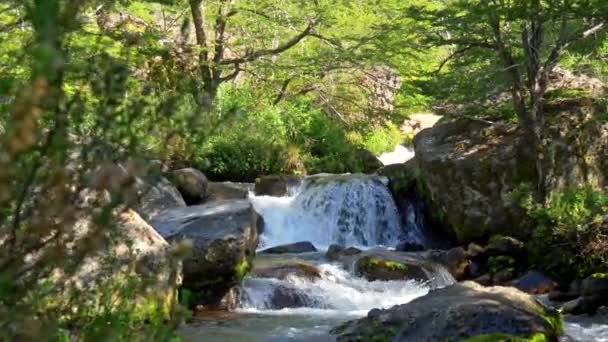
179;147;608;341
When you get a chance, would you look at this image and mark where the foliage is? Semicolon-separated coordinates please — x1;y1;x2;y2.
515;184;608;281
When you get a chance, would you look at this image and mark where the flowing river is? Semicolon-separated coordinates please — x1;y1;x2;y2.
179;165;608;341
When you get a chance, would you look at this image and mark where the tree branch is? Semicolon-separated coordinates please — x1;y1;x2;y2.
219;22;316;65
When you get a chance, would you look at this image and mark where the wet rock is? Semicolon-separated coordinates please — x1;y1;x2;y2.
561;296;603;315
252;263;322;281
355;148;384;174
434;247;469;281
395;241;425;252
326;244;362;261
548;290;579;303
333;281;563;341
260;241;317;254
150;200;261;306
513;270;557;295
469;260;487;279
169;168;208;205
356;255;429;282
206;182;252;201
254;175;301;197
268;285;315;309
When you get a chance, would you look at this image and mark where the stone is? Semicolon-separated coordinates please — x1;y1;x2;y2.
169;168;208;205
332;281;563;341
486;236;526;260
581;274;608;298
473;274;493;286
260;241;317;254
206;182;253;201
267;285;316;309
513;270;557;295
150;200;260;306
252;263;322;281
354;148;384;174
467;243;487;259
414;110;608;244
26;209;182;317
326;244;362;261
561;296;603;315
355;255;430;282
435;247;469;281
254;175;301;197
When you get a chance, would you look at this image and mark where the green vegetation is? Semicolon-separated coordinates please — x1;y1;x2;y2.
0;0;607;339
516;184;608;281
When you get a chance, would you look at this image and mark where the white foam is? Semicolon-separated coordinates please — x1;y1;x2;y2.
378;145;415;165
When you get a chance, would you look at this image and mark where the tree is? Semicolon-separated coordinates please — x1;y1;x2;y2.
410;0;608;195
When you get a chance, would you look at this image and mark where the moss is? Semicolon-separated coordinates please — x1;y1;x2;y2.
591;273;608;279
542;310;564;338
235;260;251;281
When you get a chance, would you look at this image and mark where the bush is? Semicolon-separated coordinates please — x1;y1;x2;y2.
517;184;608;281
196;86;397;181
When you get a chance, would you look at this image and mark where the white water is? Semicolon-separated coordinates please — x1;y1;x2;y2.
378;145;415;165
238;263;431;317
251;174;415;250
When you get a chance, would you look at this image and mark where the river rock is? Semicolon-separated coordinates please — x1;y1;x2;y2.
513;270;557;295
356;255;429;282
206;182;252;201
254;175;301;197
414;108;608;244
252;263;322;281
395;241;425;252
326;244;362;261
268;285;316;309
150;200;261;306
169;168;208;204
355;148;383;174
135;176;186;221
332;281;563;341
428;247;470;281
260;241;317;254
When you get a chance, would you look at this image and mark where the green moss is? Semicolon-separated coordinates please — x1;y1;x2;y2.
591;273;608;279
542;310;565;338
235;260;251;280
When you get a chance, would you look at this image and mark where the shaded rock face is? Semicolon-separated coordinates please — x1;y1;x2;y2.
414;109;608;244
169;168;208;205
135;175;186;221
260;241;317;254
267;285;316;309
332;281;562;341
254;175;301;197
562;274;608;315
150;200;261;306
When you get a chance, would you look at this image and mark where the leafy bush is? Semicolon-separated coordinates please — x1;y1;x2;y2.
516;184;608;281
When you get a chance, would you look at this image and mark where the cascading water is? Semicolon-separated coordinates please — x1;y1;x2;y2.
251;173;427;249
181;173;454;341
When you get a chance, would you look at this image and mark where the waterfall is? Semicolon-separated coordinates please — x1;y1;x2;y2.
250;174;423;249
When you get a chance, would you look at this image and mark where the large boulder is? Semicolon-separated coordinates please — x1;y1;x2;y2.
169;168;208;205
150;200;261;306
24;209;183;317
414;104;608;243
332;281;563;341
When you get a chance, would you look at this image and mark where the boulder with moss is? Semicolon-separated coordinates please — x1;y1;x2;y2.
150;200;261;306
332;281;563;341
414;98;608;244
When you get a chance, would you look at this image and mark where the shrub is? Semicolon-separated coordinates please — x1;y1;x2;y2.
516;184;608;281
